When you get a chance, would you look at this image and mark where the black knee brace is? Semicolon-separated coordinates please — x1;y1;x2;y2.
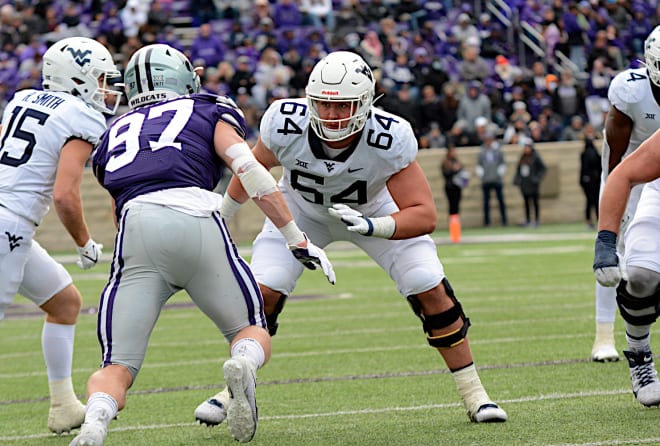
616;280;660;326
407;278;471;349
265;293;288;336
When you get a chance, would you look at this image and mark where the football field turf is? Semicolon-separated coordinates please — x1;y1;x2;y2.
2;224;658;445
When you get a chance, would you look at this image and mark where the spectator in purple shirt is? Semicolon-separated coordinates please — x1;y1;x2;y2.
272;0;303;29
96;3;125;53
189;22;226;68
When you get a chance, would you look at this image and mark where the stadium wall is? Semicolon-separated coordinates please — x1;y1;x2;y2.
35;140;589;252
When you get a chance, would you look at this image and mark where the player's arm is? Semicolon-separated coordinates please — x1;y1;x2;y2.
53;138;93;246
329;161;437;240
604;105;633;172
214;121;335;282
386;161;438;238
221;134;281;215
598;129;660;234
54;138;103;269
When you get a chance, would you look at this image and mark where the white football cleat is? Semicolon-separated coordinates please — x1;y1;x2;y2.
224;357;258;442
68;420;107;446
469;403;508;423
48;399;86;434
195;388;230;426
591;344;620;362
624;350;660;407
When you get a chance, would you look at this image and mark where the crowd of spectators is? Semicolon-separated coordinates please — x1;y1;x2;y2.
0;0;657;146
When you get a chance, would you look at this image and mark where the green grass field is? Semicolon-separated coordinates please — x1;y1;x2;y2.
2;224;658;446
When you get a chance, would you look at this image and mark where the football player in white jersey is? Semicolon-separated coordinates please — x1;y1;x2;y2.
0;37;121;433
593;127;660;407
195;51;507;426
591;26;660;362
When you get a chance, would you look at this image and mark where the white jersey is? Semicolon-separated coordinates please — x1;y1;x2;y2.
0;89;106;226
604;68;660;215
260;98;417;222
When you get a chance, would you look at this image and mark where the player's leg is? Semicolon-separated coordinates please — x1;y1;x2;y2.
618;198;660;407
71;205;174;446
360;235;507;422
188;212;272;441
20;240;86;434
195;210;330;427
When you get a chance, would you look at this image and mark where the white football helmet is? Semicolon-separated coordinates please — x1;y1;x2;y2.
124;44;201;109
644;25;660;87
305;51;375;142
42;37;122;115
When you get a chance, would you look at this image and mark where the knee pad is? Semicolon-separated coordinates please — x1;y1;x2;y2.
406;278;471;349
265;293;287;336
616;280;660;326
626;266;660;298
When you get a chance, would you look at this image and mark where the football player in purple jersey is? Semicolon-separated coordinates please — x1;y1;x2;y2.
70;44;334;446
195;51;507;427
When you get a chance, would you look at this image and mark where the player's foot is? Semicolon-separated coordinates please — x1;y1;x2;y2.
68;408;110;446
224;357;258;442
469;402;508;423
624;350;660;407
48;399;86;434
195;388;230;426
591;343;620;362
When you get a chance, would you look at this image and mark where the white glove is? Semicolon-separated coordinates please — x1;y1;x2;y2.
76;239;103;270
328;204;395;239
288;234;336;285
220;194;242;221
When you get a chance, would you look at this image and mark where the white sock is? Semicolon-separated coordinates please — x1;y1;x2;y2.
453;364;491;412
231;338;265;370
42;321;75;381
85;392;119;424
595;282;617;323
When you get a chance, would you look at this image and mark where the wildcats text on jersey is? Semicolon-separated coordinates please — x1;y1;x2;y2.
129;92;170;108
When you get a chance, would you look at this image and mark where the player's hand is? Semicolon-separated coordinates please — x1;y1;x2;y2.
593;230;621;287
328;204;371;234
288;234;336;284
76;239;103;270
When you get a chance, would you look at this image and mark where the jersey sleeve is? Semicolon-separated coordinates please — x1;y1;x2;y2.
211;94;248;138
608;69;648;118
258;98;301;156
66;101;107;146
371;109;418;173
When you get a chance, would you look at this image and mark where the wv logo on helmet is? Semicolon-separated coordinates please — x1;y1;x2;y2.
67;48;92;67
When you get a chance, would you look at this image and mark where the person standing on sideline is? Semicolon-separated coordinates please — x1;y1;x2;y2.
0;36;119;434
69;44;334;446
476;128;508;227
441;143;468;242
194;51;507;426
580;137;601;230
593;129;660;406
513;140;546;227
589;26;660;363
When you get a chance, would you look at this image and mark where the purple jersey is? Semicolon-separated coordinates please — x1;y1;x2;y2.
93;93;247;217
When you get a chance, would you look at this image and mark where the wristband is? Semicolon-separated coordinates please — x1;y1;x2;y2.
279;220;306;246
368;216;396;239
